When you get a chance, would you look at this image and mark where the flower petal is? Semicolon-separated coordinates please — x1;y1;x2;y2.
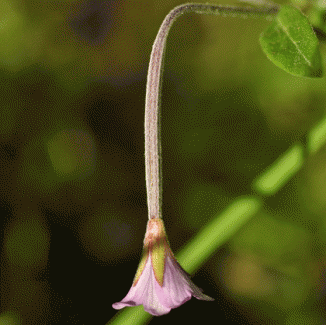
158;252;192;308
112;218;213;316
112;286;140;309
139;252;171;315
162;248;214;305
113;251;171;316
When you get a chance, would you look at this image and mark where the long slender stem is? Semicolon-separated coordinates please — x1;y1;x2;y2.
144;2;278;220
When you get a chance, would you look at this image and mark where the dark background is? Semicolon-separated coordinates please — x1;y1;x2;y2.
1;0;326;324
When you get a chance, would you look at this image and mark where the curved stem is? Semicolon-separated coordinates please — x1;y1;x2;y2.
144;2;278;220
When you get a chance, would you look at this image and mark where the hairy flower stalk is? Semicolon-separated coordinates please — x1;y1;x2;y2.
113;2;278;316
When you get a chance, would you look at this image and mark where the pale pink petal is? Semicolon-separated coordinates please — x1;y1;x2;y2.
112;257;152;310
139;254;171;315
112;255;171;316
167;253;214;301
112;286;140;309
158;253;192;308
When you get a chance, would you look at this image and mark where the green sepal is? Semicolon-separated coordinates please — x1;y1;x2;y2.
133;245;149;286
151;238;166;287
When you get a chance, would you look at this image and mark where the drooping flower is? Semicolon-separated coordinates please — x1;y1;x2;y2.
112;218;214;316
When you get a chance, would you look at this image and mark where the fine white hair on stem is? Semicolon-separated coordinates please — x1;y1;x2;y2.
144;2;278;220
237;0;280;9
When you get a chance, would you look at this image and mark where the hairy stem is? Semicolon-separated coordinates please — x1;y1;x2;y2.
144;2;278;220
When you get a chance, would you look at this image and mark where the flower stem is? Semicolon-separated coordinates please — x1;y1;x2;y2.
144;2;278;220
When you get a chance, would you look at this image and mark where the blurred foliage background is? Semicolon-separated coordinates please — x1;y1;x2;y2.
1;0;326;324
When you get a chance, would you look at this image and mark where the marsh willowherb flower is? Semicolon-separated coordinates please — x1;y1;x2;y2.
112;218;214;316
111;1;280;320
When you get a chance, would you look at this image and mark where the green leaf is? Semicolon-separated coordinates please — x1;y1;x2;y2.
307;4;326;36
259;4;322;78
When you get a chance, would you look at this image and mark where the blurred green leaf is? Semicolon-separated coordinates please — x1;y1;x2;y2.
46;129;95;180
184;184;230;230
259;5;322;78
231;213;311;266
307;0;326;35
5;213;50;268
286;309;321;325
0;312;22;325
0;1;30;70
182;128;215;154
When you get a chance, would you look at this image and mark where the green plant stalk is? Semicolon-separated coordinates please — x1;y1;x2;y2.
108;114;326;324
108;112;326;321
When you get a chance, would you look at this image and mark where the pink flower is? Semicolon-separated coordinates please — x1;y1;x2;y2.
112;218;214;316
